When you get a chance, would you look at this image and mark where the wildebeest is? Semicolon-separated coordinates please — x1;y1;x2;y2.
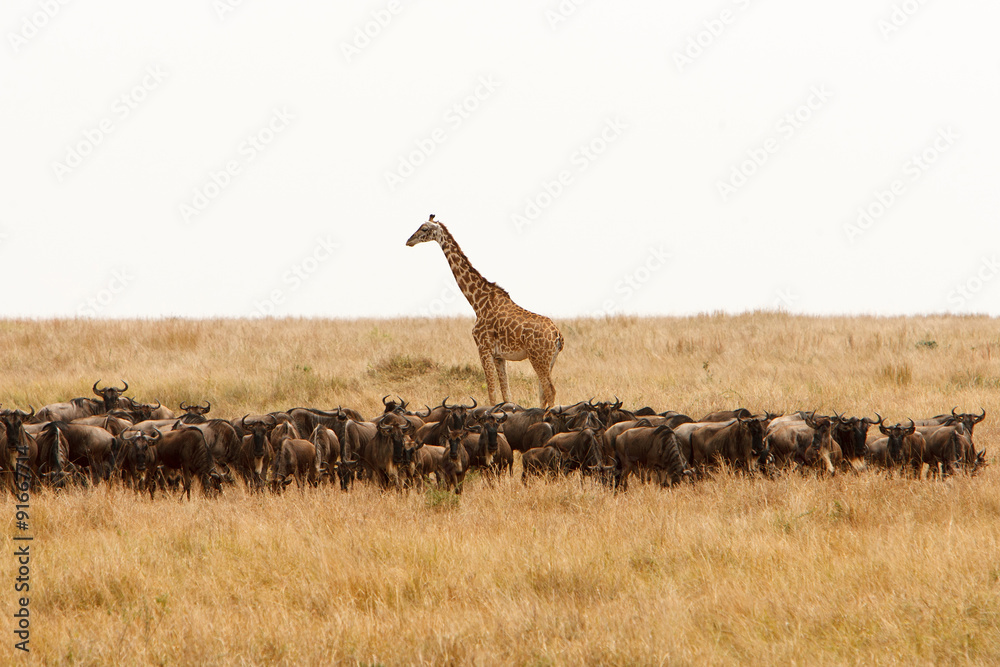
797;416;842;475
917;424;965;478
472;409;512;478
436;425;470;493
700;408;752;422
234;415;276;489
1;408;38;492
72;411;135;436
117;429;160;489
184;419;242;483
614;424;691;490
269;438;318;491
873;420;926;475
179;401;211;417
146;424;223;500
500;407;549;452
33;396;103;424
674;416;766;474
35;421;73;486
359;412;416;490
544;414;607;479
92;380;129;413
830;413;881;472
913;407;986;435
521;445;563;483
48;421;119;485
308;424;340;482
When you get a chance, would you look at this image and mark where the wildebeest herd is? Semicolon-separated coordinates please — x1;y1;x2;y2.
0;380;989;499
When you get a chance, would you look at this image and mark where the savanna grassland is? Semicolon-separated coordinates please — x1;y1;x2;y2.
1;314;999;665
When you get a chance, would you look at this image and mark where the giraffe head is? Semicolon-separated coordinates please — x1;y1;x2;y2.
405;214;445;247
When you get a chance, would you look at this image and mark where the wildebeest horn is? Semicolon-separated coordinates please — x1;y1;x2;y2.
265;414;277;425
468;396;477;409
26;405;35;421
975;407;986;422
120;380;128;392
863;413;882;425
439;396;450;408
496;411;508;423
416;404;432;418
180;401;190;410
202;400;211;412
241;414;249;428
382;395;391;408
93;380;103;396
905;418;915;431
151;399;161;410
952;406;959;418
396;396;407;410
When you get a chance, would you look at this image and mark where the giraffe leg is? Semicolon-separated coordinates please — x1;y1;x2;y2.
473;329;501;405
529;353;557;408
494;357;511;403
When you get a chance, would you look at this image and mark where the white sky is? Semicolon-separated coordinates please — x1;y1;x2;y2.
2;1;998;319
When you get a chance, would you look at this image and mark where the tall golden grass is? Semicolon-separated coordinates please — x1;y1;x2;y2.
1;314;998;665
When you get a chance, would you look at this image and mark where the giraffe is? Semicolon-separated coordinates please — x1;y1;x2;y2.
406;214;564;408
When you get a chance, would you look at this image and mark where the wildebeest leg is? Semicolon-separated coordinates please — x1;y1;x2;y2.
181;470;193;501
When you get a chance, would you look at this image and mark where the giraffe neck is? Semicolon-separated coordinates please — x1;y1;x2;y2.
437;224;506;317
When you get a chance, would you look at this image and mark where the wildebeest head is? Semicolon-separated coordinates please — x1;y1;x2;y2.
477;410;507;454
377;413;412;465
1;407;34;472
128;399;160;423
123;428;160;473
180;400;211;416
800;414;836;472
947;407;986;435
243;414;276;461
93;379;128;412
833;413;881;463
568;410;603;433
878;420;916;464
1;407;34;448
381;395;410;415
445;427;465;461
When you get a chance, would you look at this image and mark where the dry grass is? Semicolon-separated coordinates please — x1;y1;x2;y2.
2;314;999;665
